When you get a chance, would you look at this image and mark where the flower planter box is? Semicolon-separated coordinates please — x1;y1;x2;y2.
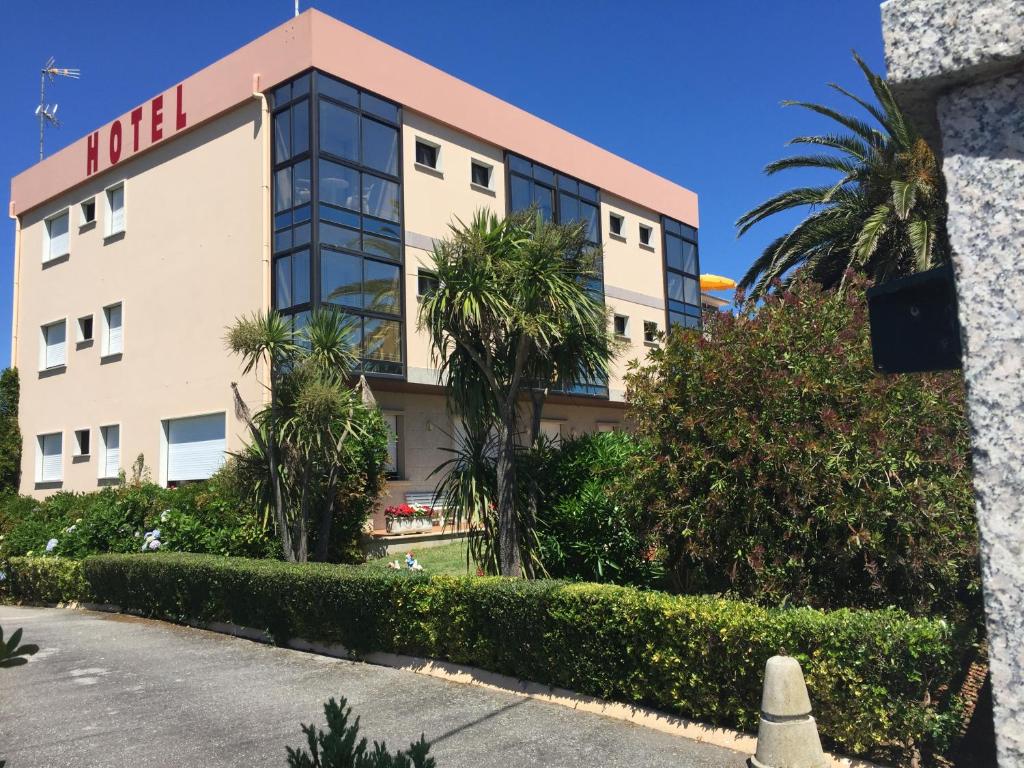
385;516;433;535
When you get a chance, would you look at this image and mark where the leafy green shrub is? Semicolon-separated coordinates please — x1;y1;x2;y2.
0;368;21;495
530;432;664;587
0;472;279;563
7;556;90;604
625;277;979;619
62;552;966;764
288;697;435;768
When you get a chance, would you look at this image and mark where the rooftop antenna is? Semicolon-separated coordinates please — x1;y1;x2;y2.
38;56;80;161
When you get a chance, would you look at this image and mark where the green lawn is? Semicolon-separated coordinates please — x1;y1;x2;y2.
365;540;477;576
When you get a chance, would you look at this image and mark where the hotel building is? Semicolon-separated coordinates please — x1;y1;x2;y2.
8;10;702;528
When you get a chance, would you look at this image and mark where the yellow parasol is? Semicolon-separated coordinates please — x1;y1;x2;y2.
700;274;737;291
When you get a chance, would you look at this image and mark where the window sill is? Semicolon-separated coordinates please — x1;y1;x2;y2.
639;242;655;252
76;339;94;350
72;454;91;464
414;162;444;179
470;182;495;196
103;230;126;244
644;340;659;348
35;480;63;491
79;220;97;233
97;476;120;487
100;352;123;365
42;253;70;270
609;232;627;243
38;365;67;379
615;334;630;341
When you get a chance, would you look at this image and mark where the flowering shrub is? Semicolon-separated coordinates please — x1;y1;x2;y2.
384;503;433;519
625;276;979;619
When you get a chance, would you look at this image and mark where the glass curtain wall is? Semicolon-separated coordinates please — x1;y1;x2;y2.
662;217;702;329
506;153;607;397
270;71;405;376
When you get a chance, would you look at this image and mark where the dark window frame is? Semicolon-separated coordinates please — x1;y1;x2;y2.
661;216;702;333
269;69;406;379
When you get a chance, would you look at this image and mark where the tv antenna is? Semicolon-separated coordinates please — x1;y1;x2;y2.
38;56;80;160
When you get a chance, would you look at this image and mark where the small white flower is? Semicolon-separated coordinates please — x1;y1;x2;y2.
46;538;59;552
160;510;170;522
134;531;141;538
148;540;161;550
65;525;77;533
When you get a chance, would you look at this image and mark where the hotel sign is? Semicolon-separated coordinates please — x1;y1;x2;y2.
86;84;188;176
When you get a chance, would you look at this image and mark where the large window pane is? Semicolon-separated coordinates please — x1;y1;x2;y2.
683;276;699;304
666;235;684;271
363;216;401;241
580;202;599;243
321;222;361;251
363;234;401;261
510;175;532;212
274;167;291;212
320;100;358;161
293;160;311;206
291;100;309;156
321;250;363;307
364;260;401;314
533;184;553;221
275;257;292;309
319;159;360;211
559;193;579;224
667;272;684;302
681;240;698;273
361;117;398;175
293;249;310;306
363;318;402;362
274;112;291;162
363;175;400;222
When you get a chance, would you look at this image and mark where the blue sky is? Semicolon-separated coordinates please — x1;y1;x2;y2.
0;0;887;366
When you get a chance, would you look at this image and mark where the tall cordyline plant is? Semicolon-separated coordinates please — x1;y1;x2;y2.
226;309;385;562
420;209;617;577
625;274;979;619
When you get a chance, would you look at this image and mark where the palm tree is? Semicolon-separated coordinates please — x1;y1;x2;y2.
737;53;949;300
419;209;617;577
226;308;382;562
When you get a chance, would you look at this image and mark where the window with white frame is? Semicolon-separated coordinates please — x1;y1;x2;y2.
417;268;439;298
470;160;492;189
414;139;440;171
37;432;62;483
383;412;401;477
164;413;226;485
643;320;658;344
613;314;629;338
609;212;624;238
40;320;66;369
639;223;653;246
100;424;120;479
102;303;123;356
80;198;96;226
44;210;69;262
77;315;94;343
106;183;125;236
74;428;91;457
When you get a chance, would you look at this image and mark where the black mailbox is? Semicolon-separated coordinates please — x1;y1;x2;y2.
866;265;963;373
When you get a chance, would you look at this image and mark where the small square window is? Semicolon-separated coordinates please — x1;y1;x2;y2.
80;198;96;226
74;429;91;457
415;140;439;170
639;224;652;246
609;213;624;237
613;314;629;337
417;268;439;298
643;320;658;344
78;315;94;343
471;160;492;189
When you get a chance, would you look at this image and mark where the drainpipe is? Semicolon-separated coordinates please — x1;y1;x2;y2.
252;75;272;404
8;202;21;369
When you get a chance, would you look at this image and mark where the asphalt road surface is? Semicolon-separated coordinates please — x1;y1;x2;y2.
0;605;749;767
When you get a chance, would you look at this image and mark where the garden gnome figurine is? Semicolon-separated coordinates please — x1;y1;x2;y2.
750;655;827;768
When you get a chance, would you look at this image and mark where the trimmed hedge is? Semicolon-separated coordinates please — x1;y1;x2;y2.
7;556;92;604
9;553;966;764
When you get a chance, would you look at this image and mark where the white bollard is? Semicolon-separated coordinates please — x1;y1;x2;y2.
750;655;827;768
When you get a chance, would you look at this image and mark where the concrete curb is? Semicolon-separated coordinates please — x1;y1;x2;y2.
65;602;884;768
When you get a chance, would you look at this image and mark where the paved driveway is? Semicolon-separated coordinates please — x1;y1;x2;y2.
0;606;748;768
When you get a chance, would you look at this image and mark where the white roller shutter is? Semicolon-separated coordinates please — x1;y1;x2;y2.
105;304;123;355
39;433;62;482
44;322;66;368
101;425;120;478
166;413;225;483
